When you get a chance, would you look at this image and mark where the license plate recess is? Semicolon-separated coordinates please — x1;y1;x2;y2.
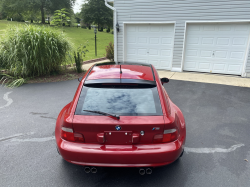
104;131;133;145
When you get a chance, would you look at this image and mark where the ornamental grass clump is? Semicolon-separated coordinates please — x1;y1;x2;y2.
0;25;72;78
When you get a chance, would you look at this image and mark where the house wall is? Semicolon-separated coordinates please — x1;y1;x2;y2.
114;0;250;77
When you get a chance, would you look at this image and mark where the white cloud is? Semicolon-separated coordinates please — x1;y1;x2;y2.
73;0;84;13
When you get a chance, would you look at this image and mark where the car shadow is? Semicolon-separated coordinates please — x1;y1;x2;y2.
61;158;188;186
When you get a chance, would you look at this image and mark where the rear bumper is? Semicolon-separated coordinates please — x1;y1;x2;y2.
57;138;184;167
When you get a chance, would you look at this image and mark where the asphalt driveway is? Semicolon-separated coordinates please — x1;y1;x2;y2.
0;79;249;187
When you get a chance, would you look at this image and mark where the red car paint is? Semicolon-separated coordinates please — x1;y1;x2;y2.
87;64;154;81
55;63;186;168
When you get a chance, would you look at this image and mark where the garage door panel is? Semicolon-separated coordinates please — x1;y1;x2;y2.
199;62;211;71
160;49;172;57
216;38;230;46
186;49;198;57
184;23;250;75
212;63;226;72
125;24;174;70
138;50;147;56
138;37;147;44
186;37;200;45
138;26;149;32
137;59;147;63
230;51;244;60
148;49;159;56
200;50;213;58
127;48;137;55
201;37;214;45
203;25;216;31
184;61;197;69
158;60;171;69
214;51;228;59
218;25;232;31
162;38;173;44
127;37;136;44
232;37;247;46
149;60;159;68
149;38;160;44
227;65;242;73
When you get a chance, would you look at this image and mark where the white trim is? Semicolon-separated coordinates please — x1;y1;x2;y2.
104;0;118;63
181;20;250;77
123;21;176;24
242;30;250;77
171;67;182;72
123;22;176;70
185;20;250;23
180;22;187;72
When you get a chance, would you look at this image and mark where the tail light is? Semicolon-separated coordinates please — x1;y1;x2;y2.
61;127;84;142
153;129;179;143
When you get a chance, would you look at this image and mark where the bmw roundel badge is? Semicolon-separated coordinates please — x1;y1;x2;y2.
115;125;121;131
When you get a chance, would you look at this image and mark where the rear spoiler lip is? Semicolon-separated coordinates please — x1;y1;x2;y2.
84;79;156;86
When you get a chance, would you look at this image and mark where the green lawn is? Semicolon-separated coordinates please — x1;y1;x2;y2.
0;20;114;62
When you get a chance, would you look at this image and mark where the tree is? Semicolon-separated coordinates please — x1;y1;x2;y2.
28;0;76;24
52;8;70;27
1;0;27;20
1;0;76;23
75;12;81;23
80;0;113;29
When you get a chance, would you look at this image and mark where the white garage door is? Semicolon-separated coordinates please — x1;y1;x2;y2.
125;24;175;70
184;23;250;75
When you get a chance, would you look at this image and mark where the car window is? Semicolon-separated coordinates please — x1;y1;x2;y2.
75;86;163;116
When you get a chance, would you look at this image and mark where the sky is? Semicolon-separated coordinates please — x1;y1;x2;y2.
73;0;84;13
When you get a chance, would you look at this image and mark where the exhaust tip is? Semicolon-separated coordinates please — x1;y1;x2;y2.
146;168;152;174
91;167;97;173
84;167;91;173
139;168;145;175
56;147;61;155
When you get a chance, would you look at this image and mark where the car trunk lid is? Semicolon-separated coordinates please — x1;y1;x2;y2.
73;115;165;144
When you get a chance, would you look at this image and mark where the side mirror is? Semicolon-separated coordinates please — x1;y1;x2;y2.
161;77;169;85
78;77;83;82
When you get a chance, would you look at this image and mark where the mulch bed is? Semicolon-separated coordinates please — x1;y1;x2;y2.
0;57;108;85
26;69;86;84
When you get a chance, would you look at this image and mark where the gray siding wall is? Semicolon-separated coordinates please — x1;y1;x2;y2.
114;0;250;76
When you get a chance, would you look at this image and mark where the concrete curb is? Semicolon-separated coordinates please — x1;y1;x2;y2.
82;57;107;65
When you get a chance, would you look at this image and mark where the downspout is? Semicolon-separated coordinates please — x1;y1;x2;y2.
104;0;118;64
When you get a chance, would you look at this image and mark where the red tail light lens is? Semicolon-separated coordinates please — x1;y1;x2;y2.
163;129;178;143
153;129;178;143
74;133;85;142
61;127;84;142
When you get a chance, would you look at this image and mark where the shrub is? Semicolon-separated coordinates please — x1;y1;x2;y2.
106;28;110;33
12;13;23;22
88;25;91;30
99;27;103;32
74;52;82;73
73;43;89;73
111;30;114;34
0;25;72;78
105;42;114;62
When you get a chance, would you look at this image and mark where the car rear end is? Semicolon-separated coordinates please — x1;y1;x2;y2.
55;63;185;168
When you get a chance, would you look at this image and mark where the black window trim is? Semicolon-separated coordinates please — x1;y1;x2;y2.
75;86;163;116
84;79;156;86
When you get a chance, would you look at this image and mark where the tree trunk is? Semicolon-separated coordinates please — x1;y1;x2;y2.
41;6;45;24
31;19;33;23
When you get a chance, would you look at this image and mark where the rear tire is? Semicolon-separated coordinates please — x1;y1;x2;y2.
175;149;184;162
179;149;184;158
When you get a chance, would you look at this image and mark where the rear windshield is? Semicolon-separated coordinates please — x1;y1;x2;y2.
75;86;162;116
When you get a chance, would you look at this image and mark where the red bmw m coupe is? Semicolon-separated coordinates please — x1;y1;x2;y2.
55;62;186;174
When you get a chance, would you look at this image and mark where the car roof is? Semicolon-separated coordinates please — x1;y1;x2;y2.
86;62;155;81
